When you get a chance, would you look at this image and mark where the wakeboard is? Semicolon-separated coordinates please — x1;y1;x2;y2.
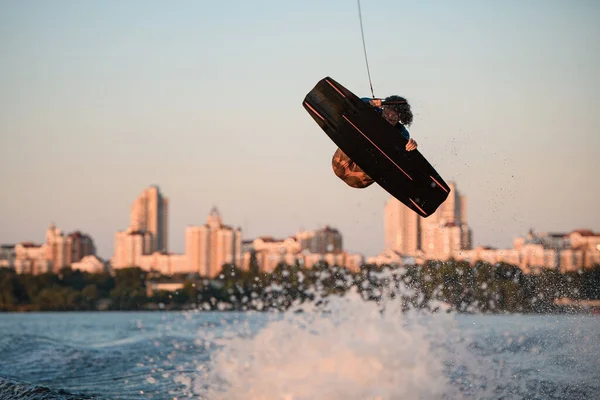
302;76;450;217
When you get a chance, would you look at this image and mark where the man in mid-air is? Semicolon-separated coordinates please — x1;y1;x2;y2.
331;95;418;188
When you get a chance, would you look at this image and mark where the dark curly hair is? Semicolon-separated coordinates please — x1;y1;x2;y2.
384;95;413;126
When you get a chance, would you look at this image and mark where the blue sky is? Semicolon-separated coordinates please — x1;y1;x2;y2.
1;0;599;259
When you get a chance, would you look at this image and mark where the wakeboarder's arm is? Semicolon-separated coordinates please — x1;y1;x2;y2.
398;124;417;151
360;97;383;113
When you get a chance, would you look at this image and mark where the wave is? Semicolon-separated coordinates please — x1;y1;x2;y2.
0;377;104;400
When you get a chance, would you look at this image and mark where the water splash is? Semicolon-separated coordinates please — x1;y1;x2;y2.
194;267;494;400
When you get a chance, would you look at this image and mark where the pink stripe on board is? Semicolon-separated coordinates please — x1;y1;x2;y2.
325;79;346;97
410;199;426;215
430;175;449;193
304;102;324;121
342;115;412;181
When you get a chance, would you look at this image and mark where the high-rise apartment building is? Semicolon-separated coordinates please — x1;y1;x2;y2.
113;185;168;269
68;231;96;265
45;224;96;269
185;225;210;275
112;229;153;268
185;207;242;277
384;181;472;261
384;198;420;254
130;185;168;252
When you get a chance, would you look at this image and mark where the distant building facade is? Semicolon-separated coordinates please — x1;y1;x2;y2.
186;207;242;277
383;181;472;262
0;245;16;269
241;227;363;273
7;223;97;275
72;255;109;274
128;185;169;252
447;229;600;273
14;242;52;274
112;195;242;276
296;226;343;254
380;185;600;272
113;186;172;271
46;224;96;269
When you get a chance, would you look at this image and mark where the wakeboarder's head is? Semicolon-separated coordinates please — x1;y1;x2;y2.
383;95;413;127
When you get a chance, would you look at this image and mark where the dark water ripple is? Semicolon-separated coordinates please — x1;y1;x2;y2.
0;312;218;399
0;377;102;400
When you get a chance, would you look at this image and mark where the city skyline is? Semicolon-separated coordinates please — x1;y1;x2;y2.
1;1;599;260
3;182;598;276
3;182;598;263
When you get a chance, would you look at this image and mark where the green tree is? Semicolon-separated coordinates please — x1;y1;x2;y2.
34;286;81;311
110;267;148;310
81;284;99;310
0;268;23;310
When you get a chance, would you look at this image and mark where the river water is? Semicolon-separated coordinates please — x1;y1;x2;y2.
0;296;598;399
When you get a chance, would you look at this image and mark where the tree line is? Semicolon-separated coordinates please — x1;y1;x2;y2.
1;259;599;313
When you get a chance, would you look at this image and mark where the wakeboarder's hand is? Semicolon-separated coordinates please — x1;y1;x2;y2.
406;138;418;151
369;99;382;108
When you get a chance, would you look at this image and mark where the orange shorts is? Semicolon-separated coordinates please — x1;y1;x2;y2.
331;148;375;189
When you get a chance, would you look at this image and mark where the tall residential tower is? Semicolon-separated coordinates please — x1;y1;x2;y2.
129;185;169;252
185;207;242;277
384;181;472;261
